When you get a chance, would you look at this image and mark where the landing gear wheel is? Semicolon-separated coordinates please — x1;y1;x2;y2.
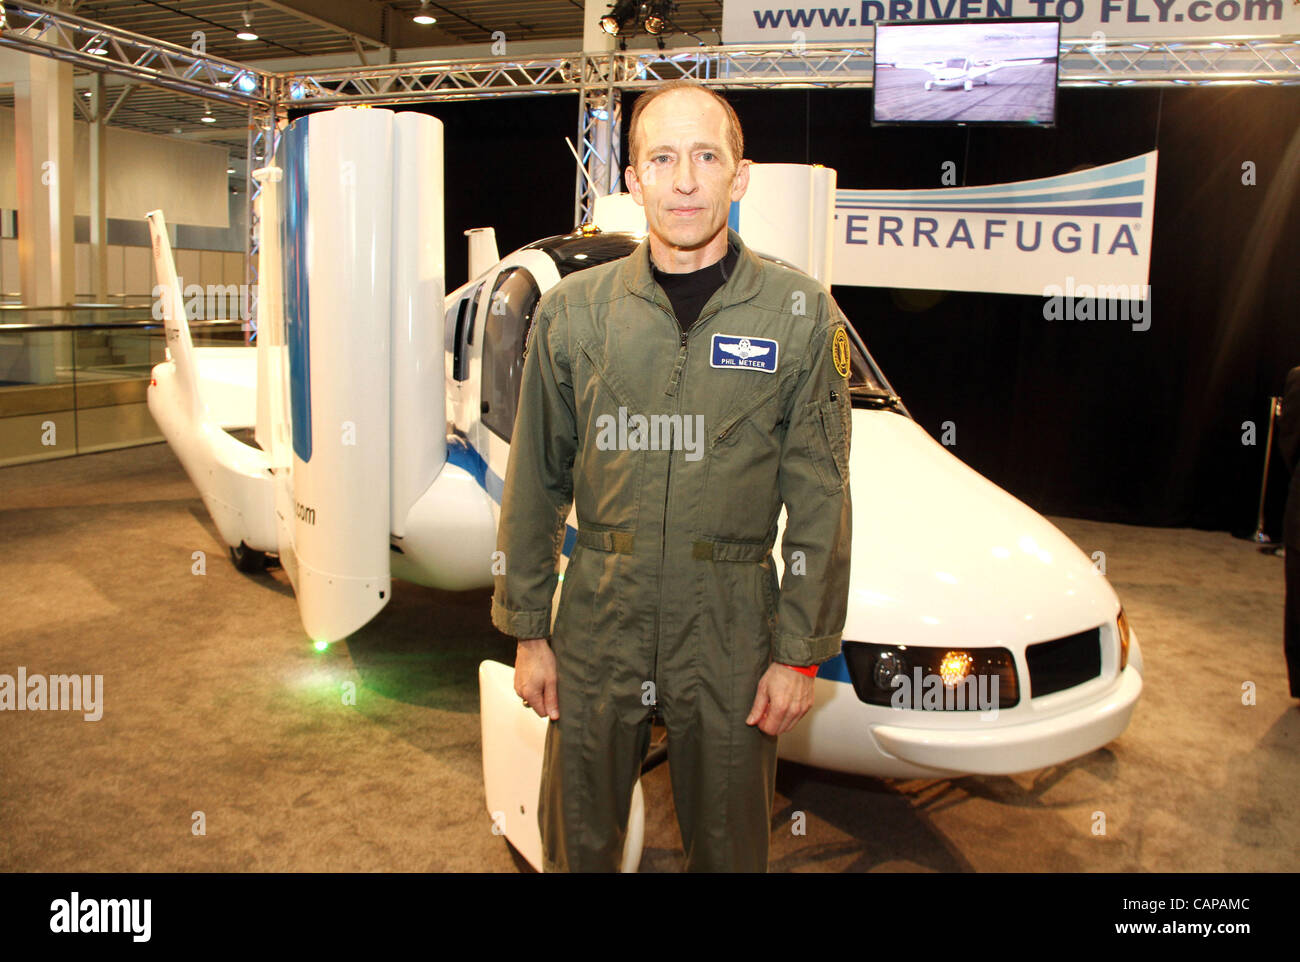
924;80;932;91
230;542;267;573
964;79;973;91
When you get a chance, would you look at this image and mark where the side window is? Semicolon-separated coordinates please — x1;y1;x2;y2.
466;282;485;346
449;282;482;383
481;267;541;442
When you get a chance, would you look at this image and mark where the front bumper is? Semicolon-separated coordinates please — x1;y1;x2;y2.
778;663;1143;779
871;665;1142;775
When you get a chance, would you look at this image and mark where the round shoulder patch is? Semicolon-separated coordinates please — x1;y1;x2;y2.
831;326;851;379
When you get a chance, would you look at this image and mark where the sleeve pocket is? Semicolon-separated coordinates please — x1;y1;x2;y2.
823;394;850;481
806;398;847;495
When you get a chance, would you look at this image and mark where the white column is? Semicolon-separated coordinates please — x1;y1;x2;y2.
89;74;108;303
583;0;619;52
13;51;75;306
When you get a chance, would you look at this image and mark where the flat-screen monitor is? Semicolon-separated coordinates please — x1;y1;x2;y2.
873;18;1060;127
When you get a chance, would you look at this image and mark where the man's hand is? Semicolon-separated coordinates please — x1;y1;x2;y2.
515;638;559;721
745;663;815;736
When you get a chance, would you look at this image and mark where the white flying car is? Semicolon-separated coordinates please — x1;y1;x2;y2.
146;107;1142;869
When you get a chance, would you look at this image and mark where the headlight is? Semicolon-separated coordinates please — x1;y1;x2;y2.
1117;607;1132;671
873;650;908;690
938;650;974;688
843;642;1019;709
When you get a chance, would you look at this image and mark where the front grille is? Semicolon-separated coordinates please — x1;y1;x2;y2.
1025;627;1102;697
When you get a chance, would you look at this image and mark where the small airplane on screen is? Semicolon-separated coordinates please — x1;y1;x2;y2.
906;55;1046;91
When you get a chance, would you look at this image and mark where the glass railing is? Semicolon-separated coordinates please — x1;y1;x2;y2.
0;307;249;467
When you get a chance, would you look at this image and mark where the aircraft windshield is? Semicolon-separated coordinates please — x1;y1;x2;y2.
944;57;967;68
841;322;905;413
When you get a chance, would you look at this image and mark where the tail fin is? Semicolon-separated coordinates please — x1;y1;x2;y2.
464;227;499;282
146;210;201;420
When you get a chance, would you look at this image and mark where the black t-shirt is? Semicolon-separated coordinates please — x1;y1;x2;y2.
652;243;740;335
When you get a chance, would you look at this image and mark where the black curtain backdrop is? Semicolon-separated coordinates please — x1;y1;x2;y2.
293;86;1300;535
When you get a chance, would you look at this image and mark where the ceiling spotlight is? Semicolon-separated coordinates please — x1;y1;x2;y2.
643;0;675;35
201;106;216;124
227;167;237;174
236;9;258;41
412;1;437;25
600;0;638;37
87;39;109;56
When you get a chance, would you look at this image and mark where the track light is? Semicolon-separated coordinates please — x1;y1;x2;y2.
600;0;638;37
201;106;216;124
236;9;258;41
413;1;437;25
644;0;675;35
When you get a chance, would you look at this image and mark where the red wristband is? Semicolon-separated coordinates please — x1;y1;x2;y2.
781;662;818;677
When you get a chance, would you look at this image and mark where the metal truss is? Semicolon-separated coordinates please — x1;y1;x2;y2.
1056;36;1300;84
280;52;585;104
276;39;1300;104
0;0;271;106
573;55;623;227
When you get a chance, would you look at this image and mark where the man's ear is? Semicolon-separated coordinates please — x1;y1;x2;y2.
626;165;644;206
730;158;751;203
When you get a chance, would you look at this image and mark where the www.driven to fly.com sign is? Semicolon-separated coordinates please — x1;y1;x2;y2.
721;1;1300;42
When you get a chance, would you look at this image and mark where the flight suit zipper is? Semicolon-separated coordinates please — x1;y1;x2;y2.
653;329;687;716
653;304;720;715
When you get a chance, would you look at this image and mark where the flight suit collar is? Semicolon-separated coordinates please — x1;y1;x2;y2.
621;226;764;316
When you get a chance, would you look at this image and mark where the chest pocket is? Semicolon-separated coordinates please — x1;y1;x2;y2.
696;374;792;543
570;341;646;531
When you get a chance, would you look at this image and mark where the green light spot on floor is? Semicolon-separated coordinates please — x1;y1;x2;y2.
313;640;329;652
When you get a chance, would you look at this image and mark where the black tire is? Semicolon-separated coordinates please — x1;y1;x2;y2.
230;542;267;573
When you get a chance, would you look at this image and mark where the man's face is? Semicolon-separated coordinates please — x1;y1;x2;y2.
626;89;749;253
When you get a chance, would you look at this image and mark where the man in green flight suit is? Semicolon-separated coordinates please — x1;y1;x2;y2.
490;79;853;872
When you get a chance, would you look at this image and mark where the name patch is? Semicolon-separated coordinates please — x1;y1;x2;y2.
710;333;779;373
